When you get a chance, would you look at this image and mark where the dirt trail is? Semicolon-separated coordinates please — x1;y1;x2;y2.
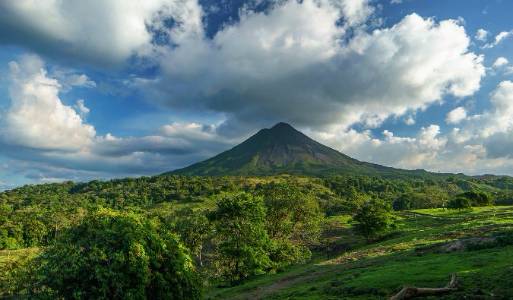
230;271;325;300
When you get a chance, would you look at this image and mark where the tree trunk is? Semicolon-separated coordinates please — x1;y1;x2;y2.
390;274;458;300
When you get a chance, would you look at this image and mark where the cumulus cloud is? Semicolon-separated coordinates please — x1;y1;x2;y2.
475;28;488;42
483;30;513;48
0;55;232;181
0;0;203;66
481;80;513;137
492;57;509;69
310;124;452;171
404;115;416;125
2;55;96;150
74;99;90;118
2;1;509;182
142;1;484;134
446;107;467;124
311;80;513;176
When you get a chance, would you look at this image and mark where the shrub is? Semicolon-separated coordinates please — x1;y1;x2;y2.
461;191;493;206
447;196;472;210
30;209;201;299
352;199;394;241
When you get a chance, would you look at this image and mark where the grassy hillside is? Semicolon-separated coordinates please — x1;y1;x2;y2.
208;206;513;299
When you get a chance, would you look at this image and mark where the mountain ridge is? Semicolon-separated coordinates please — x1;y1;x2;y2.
168;122;456;178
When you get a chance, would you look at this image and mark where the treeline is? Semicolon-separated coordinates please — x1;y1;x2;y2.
2;174;512;250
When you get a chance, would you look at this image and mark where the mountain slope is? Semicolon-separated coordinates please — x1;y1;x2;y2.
169;122;446;178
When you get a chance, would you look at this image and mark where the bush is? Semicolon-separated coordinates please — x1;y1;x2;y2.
447;196;472;210
30;209;201;299
352;199;394;241
461;191;493;206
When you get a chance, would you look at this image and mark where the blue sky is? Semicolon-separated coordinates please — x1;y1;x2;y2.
1;0;513;189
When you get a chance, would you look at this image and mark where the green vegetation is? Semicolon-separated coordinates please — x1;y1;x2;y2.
169;122;462;179
18;209;200;299
2;173;513;298
208;206;513;299
209;193;271;284
352;199;394;241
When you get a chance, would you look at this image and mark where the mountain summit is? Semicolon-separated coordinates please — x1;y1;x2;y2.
169;122;432;177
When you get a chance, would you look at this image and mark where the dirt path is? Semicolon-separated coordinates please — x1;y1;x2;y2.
230;270;326;300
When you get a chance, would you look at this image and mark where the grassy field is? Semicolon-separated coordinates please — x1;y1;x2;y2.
207;206;513;299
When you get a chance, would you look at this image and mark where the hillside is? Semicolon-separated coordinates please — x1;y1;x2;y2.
170;122;452;178
2;175;513;298
209;206;513;299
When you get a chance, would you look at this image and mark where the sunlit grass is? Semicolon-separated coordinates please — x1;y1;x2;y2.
208;205;513;299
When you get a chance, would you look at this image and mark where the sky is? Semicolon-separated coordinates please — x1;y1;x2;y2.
1;0;513;189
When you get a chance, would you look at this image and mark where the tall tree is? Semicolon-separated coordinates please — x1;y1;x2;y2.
209;192;271;284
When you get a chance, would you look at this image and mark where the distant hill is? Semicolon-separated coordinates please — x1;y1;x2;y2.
168;122;454;178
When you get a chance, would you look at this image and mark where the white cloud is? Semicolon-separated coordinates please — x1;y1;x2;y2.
0;0;204;66
483;30;513;48
334;0;374;27
495;31;513;44
404;115;416;125
4;1;512;181
74;99;90;118
2;55;96;150
0;55;232;181
145;2;484;133
61;73;96;89
446;107;467;124
311;124;449;171
475;28;488;42
492;57;509;69
481;80;513;137
302;79;513;176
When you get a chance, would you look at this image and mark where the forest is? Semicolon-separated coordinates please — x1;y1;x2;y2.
2;174;513;298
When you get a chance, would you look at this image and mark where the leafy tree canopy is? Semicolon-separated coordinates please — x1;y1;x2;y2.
31;209;201;300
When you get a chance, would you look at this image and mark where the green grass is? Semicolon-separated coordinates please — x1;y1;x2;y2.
208;206;513;299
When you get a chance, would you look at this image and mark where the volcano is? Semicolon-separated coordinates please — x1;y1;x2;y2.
169;122;442;178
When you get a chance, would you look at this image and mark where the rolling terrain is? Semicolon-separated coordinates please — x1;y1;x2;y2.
208;206;513;299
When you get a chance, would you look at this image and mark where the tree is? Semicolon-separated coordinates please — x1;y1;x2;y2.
31;209;201;299
352;199;394;241
208;192;271;284
174;208;211;266
258;183;323;268
393;193;412;211
459;191;492;206
447;196;472;210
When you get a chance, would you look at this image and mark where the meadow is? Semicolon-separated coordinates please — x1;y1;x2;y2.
208;206;513;299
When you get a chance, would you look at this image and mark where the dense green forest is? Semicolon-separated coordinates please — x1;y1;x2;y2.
2;174;513;298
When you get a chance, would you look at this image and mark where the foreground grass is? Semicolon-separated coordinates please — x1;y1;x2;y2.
208;206;513;299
